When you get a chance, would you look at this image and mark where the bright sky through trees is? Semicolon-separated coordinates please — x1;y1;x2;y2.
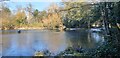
1;0;61;11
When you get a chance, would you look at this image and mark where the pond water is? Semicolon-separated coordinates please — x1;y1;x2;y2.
0;29;104;56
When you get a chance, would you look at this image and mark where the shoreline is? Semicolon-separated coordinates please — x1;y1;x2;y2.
0;27;106;31
0;27;45;30
14;27;45;30
0;27;65;31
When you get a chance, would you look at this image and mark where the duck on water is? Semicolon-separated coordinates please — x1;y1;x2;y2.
17;30;21;33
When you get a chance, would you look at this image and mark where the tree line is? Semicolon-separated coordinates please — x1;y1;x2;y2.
0;0;120;31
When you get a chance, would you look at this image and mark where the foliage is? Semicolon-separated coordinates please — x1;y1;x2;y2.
61;0;92;28
1;1;120;31
42;3;63;29
14;10;27;27
0;4;14;30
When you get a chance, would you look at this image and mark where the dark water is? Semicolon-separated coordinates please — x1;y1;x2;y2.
0;29;104;56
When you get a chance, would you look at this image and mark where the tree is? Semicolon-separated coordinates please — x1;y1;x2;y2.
61;0;92;28
38;10;47;23
14;9;27;27
33;9;39;22
113;2;120;31
0;3;13;29
42;3;63;29
25;3;34;24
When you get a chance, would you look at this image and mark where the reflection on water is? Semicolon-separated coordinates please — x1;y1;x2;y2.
0;29;104;56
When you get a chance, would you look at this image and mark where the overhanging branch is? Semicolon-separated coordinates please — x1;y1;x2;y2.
58;3;98;12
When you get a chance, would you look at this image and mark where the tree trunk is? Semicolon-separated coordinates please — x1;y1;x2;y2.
103;2;111;36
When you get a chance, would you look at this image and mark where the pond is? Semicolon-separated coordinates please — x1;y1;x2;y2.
0;29;104;56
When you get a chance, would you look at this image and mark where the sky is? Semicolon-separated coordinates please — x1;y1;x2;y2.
2;0;61;12
7;2;54;11
2;0;120;12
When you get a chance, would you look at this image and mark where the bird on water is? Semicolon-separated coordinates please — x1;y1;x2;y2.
17;30;21;33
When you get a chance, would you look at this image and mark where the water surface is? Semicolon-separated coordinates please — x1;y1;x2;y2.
0;29;104;56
